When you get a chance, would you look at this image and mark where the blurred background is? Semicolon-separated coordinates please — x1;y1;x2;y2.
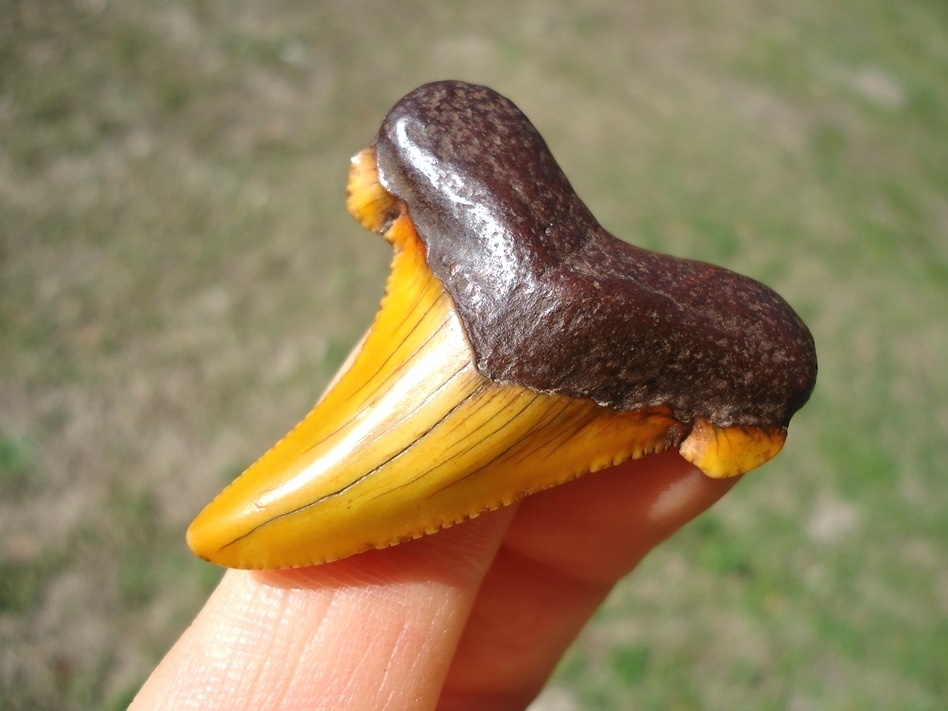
1;1;946;709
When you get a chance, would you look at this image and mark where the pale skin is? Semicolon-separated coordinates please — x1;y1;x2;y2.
131;450;737;710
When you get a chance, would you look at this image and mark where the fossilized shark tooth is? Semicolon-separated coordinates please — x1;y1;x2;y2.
187;81;817;570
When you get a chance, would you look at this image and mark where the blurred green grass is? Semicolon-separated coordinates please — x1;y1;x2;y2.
1;1;945;709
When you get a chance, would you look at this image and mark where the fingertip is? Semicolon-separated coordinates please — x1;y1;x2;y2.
647;462;741;531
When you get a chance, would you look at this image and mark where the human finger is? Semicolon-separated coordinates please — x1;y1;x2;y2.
438;452;738;710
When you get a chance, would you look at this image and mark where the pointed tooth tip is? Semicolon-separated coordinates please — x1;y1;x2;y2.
185;504;232;567
185;524;217;567
186;503;278;570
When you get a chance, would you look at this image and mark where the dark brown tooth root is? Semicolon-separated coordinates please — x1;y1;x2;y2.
372;80;817;435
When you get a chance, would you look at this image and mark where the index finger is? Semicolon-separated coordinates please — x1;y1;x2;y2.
130;505;516;711
439;452;738;709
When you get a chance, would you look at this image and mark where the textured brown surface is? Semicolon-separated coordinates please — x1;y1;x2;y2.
374;81;817;428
